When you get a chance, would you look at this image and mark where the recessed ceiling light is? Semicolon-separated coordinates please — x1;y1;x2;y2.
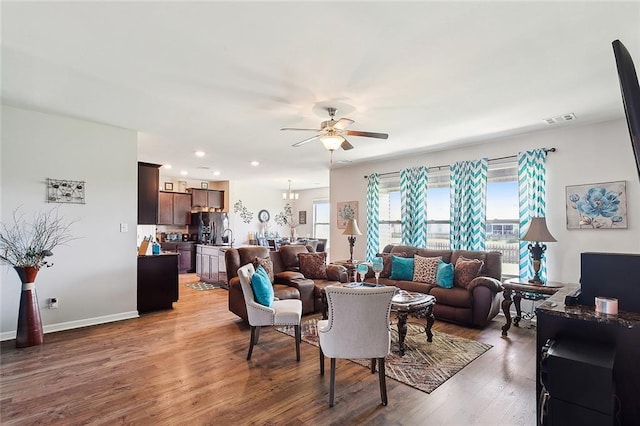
195;151;206;157
163;164;172;169
212;171;221;176
250;161;260;166
180;170;188;176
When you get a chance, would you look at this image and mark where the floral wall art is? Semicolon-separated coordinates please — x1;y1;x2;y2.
566;181;627;229
337;201;358;229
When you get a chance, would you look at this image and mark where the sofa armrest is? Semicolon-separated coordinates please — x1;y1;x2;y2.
468;276;503;293
274;271;305;283
327;264;348;283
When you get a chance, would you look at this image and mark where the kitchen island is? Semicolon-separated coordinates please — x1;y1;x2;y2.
195;244;229;285
137;253;179;313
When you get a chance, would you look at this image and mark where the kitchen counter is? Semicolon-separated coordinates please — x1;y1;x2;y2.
160;242;195;273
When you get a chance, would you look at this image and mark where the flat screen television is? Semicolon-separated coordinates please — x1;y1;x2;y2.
612;40;640;182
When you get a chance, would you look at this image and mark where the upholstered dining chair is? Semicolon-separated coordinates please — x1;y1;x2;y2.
237;263;302;361
318;285;397;407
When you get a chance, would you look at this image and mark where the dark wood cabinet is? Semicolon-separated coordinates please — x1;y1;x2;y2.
138;162;161;224
157;192;192;225
536;286;640;425
137;254;179;313
160;242;195;273
188;188;224;210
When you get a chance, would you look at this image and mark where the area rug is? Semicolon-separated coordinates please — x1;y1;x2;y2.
276;318;492;394
186;281;228;291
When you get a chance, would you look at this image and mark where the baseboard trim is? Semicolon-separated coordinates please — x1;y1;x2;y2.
0;311;140;341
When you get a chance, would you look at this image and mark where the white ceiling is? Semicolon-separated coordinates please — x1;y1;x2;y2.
2;2;639;191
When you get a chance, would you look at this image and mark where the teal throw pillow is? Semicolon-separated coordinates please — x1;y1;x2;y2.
436;260;454;288
390;255;414;281
251;265;274;307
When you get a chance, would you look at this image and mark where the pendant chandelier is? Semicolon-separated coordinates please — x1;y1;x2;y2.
282;180;299;201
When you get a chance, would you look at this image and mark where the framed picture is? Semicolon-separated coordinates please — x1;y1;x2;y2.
164;182;173;191
566;180;627;229
299;210;307;225
201;182;209;189
337;201;358;229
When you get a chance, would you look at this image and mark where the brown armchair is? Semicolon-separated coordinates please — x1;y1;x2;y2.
226;245;347;322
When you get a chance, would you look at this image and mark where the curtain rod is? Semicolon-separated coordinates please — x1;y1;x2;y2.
364;147;556;179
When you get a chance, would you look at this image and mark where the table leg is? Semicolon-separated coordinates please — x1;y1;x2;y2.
501;288;513;336
396;312;408;356
513;292;522;327
321;290;328;320
425;306;434;343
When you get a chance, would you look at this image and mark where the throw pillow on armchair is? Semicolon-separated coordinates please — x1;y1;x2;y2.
454;257;484;288
298;252;328;280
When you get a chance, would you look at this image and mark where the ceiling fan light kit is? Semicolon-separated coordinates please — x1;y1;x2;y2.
282;107;389;152
321;134;345;151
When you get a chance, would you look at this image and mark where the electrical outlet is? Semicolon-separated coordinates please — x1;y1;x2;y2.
49;297;58;309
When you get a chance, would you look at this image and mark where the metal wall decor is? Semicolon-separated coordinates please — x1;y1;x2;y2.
47;178;86;204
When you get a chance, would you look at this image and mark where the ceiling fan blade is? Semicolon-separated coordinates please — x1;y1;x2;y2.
340;138;354;151
333;118;355;130
292;134;320;147
346;130;389;139
281;127;321;132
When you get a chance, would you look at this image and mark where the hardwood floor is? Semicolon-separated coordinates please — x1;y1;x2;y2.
1;276;537;425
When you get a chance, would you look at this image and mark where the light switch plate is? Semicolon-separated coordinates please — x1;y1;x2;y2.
120;223;128;233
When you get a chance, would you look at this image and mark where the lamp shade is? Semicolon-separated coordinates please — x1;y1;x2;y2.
342;219;362;236
321;135;344;151
521;217;557;242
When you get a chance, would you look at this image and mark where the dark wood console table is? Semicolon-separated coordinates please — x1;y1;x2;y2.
501;278;563;336
536;283;640;425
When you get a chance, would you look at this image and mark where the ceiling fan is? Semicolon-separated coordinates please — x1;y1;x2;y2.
281;107;389;151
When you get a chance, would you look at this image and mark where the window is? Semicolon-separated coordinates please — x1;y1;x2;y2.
376;161;519;275
313;200;330;240
486;161;519;276
377;169;451;252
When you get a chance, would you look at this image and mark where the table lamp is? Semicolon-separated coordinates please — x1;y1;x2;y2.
343;219;362;263
521;217;557;284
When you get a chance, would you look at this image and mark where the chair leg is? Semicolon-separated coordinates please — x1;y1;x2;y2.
247;326;259;360
319;347;325;375
370;358;376;373
294;324;301;362
329;358;336;407
378;357;388;406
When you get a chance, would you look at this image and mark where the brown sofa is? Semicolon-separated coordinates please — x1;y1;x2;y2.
365;245;504;327
226;245;348;322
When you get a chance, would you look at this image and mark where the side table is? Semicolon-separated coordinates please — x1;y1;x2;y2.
501;278;564;336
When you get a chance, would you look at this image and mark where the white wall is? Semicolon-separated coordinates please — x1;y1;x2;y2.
330;118;640;284
225;183;329;246
1;106;138;339
294;187;330;239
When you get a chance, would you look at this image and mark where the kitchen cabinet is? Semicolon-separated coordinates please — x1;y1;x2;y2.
196;245;227;283
158;192;192;225
138;162;161;224
188;188;224;210
161;242;195;273
137;254;179;313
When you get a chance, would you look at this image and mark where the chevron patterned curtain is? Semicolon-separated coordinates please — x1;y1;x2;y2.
365;173;380;262
518;149;548;281
450;159;488;251
400;166;428;247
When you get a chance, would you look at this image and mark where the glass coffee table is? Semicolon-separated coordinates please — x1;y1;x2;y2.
391;290;437;356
